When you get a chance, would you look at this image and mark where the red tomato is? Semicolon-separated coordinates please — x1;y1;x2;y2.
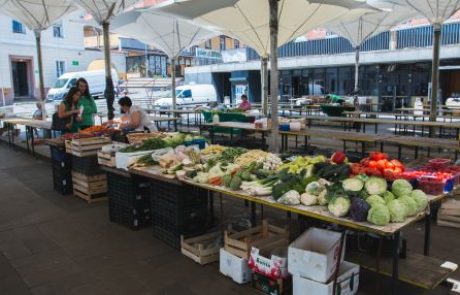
385;162;395;169
368;160;378;168
377;160;387;171
394;167;402;174
390;159;403;168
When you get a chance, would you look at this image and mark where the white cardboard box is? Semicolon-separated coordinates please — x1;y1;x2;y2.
288;227;345;283
219;248;252;284
248;246;288;279
293;261;359;295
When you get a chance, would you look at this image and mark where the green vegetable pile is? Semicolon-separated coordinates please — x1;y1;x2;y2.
219;147;247;163
120;133;186;153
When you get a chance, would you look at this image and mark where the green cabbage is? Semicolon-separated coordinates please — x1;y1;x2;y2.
306;181;322;195
366;195;385;207
367;204;390;226
342;177;364;192
365;177;387;195
391;179;413;198
328;196;351;217
410;189;428;212
398;195;418;216
382;191;396;204
387;199;407;223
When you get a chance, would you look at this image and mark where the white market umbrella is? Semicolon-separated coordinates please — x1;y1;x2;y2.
382;0;460;122
111;7;218;111
74;0;141;120
325;0;417;93
156;0;377;151
0;0;76;118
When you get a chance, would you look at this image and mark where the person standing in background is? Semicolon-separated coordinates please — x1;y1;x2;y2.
75;78;97;130
238;94;252;111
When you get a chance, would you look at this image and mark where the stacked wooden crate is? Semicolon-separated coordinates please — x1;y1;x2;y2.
67;137;111;203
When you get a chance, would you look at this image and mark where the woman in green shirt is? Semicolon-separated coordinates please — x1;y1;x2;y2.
76;78;97;130
58;87;81;134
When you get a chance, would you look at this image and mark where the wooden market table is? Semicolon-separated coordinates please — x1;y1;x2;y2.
177;177;451;293
150;108;202;128
200;122;270;149
1;117;52;156
100;160;454;294
303;115;460;137
150;116;180;131
279;129;394;157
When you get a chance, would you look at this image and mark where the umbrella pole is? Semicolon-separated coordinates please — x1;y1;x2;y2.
34;30;46;119
102;21;115;120
354;46;360;94
171;58;176;112
429;24;441;125
269;0;280;152
261;56;269;116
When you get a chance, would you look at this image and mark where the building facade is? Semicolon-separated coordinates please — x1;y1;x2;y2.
0;11;126;106
185;20;460;111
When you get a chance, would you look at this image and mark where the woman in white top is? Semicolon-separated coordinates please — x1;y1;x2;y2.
118;96;157;132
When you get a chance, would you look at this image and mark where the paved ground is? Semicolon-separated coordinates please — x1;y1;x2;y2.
0;143;459;295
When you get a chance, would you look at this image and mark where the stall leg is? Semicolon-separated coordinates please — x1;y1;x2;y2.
262;132;266;150
332;232;346;295
260;205;264;223
380;142;384;152
424;213;431;256
250;202;256;227
25;126;30;153
30;127;35;157
343;140;346;152
397;145;402;160
415;147;419;159
361;142;365;158
209;191;214;228
304;136;308;151
391;232;400;295
374;123;378;134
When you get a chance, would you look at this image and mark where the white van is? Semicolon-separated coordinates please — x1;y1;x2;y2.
153;84;217;108
47;69;118;101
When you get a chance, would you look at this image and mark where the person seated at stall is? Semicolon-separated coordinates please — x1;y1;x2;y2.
118;96;157;132
75;78;97;130
56;87;81;133
238;94;252;111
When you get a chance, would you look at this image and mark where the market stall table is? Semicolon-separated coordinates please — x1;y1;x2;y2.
179;177;450;293
1;117;52;156
279;129;394;157
303;115;460;137
200;122;270;149
150;116;180;131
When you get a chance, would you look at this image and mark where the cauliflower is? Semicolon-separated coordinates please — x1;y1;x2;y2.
300;193;318;206
277;190;301;205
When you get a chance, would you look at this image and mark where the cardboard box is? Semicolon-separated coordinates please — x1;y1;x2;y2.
248;246;288;280
288;228;345;283
219;248;252;284
292;261;359;295
251;272;291;295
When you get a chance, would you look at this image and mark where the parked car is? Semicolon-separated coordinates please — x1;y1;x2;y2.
445;97;460;109
153;84;217;108
47;69;119;101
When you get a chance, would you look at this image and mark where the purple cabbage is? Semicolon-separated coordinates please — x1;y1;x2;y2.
349;197;371;222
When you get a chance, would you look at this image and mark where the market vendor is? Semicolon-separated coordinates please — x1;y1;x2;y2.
118;96;157;132
75;78;97;130
57;87;82;133
238;94;252;111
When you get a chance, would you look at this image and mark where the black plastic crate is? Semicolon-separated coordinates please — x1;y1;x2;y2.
151;195;208;230
152;225;181;249
107;173;150;208
109;198;151;230
50;146;71;169
52;164;72;195
71;155;102;175
150;180;208;207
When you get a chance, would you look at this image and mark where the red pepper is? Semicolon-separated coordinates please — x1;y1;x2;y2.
331;151;347;164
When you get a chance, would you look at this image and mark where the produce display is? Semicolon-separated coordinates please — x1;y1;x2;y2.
115;136;443;228
79;125;112;136
350;152;405;181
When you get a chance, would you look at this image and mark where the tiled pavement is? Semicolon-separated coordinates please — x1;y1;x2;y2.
0;143;458;295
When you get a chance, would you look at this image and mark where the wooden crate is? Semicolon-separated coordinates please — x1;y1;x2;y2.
97;151;116;167
181;232;221;265
224;220;289;260
72;171;107;203
70;137;112;157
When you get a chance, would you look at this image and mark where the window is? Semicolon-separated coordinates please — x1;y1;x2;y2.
220;36;226;51
205;39;212;49
53;23;64;38
12;20;25;34
234;39;240;49
56;61;65;78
